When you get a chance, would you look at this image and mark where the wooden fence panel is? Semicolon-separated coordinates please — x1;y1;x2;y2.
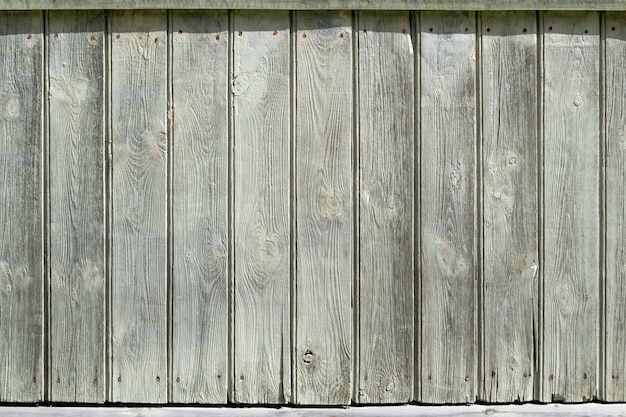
294;10;353;405
604;11;626;403
48;10;106;403
356;10;415;404
541;11;600;403
232;10;291;404
419;10;477;404
110;10;168;403
479;11;538;403
0;10;44;403
171;10;229;404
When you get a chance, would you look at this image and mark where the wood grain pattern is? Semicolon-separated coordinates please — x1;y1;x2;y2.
419;10;477;404
356;10;414;404
294;10;353;405
479;11;538;403
541;11;599;403
170;10;229;404
110;10;168;403
48;10;106;403
0;11;44;403
232;10;291;405
603;11;626;403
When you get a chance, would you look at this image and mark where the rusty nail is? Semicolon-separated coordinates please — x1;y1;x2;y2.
156;376;160;382
176;377;180;383
427;375;432;381
584;29;589;34
583;373;588;380
549;375;554;381
54;33;59;39
339;33;344;38
612;26;616;31
116;34;120;39
240;375;244;380
616;375;620;382
364;375;368;381
238;31;243;37
90;35;95;41
216;35;220;41
549;26;553;31
363;28;367;34
273;30;278;36
523;28;527;33
523;372;528;378
402;28;407;34
217;374;222;380
491;371;496;378
404;375;409;380
27;34;32;40
465;375;470;381
154;37;158;43
56;377;61;384
93;378;98;384
118;376;122;383
302;33;307;39
32;377;36;383
178;30;183;34
486;28;491;33
464;28;469;32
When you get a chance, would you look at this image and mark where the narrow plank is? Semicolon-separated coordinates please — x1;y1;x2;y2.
479;11;538;403
48;10;106;403
604;11;626;402
541;11;600;402
232;10;291;404
0;11;44;402
295;10;353;405
356;10;414;404
170;10;229;404
110;10;168;403
419;11;477;404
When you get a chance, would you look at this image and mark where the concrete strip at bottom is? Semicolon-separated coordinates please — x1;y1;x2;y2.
1;405;626;417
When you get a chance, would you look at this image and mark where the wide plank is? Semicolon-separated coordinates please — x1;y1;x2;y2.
541;11;600;402
171;10;229;404
356;10;415;404
0;11;44;403
48;10;106;403
110;10;168;403
479;11;538;403
232;10;291;404
604;11;626;402
419;10;477;404
294;10;353;405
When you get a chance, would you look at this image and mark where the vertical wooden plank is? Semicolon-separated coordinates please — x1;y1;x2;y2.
170;10;229;404
356;10;414;404
295;10;353;405
232;10;291;404
542;11;599;402
48;10;106;403
480;11;538;403
604;11;625;402
420;11;477;404
0;11;43;402
110;10;168;403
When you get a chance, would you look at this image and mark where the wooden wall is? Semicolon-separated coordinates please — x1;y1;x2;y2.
0;9;622;405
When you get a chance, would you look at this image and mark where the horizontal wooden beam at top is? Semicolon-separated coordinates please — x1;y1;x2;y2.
3;404;626;417
1;0;626;9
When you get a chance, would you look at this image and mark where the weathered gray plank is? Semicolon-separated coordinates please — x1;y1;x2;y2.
48;10;106;403
479;11;538;403
232;10;291;404
0;11;43;403
419;10;477;404
295;10;353;405
356;10;414;404
4;404;626;417
541;11;600;403
110;10;168;403
604;11;626;403
2;0;626;11
170;10;229;404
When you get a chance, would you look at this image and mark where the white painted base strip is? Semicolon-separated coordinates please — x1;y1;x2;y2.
1;404;626;417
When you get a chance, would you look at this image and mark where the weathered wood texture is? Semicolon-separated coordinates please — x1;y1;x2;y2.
110;10;168;403
2;0;626;10
294;10;353;405
604;11;626;403
0;10;44;402
541;11;600;403
356;10;415;404
232;10;291;405
48;10;106;403
419;10;477;404
170;10;229;404
479;11;538;403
